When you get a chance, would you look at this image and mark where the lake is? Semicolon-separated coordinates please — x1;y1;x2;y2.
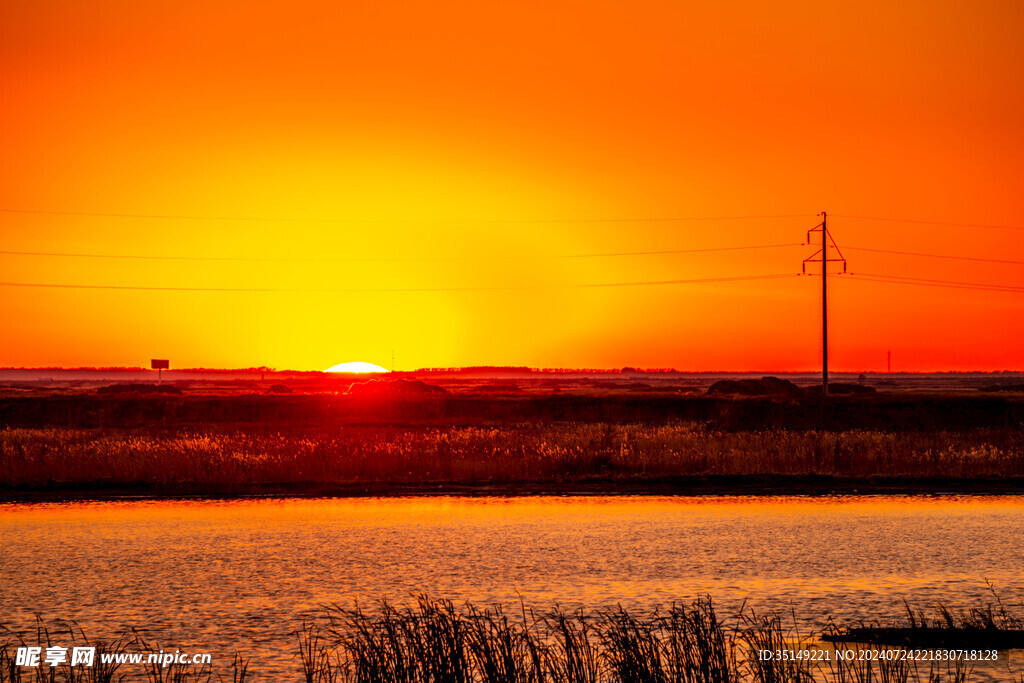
2;495;1022;680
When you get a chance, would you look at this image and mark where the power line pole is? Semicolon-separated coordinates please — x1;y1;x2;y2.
803;213;846;397
822;211;828;395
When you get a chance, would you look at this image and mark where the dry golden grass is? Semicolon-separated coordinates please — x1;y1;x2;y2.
1;424;1021;488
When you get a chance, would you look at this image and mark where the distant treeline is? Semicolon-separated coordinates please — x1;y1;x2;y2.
413;366;684;374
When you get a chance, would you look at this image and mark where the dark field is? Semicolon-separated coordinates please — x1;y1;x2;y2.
1;372;1022;498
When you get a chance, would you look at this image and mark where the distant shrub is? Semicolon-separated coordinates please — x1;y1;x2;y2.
95;383;183;396
346;379;449;398
707;376;803;396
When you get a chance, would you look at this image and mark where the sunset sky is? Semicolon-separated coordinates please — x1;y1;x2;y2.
2;0;1022;371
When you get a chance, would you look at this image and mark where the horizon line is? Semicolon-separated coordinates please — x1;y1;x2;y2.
1;366;1022;375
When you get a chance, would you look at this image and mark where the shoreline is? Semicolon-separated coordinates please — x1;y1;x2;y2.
5;474;1024;502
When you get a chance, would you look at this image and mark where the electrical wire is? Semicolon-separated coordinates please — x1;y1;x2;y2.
5;206;1022;231
833;214;1024;232
0;273;801;294
4;242;1018;266
846;272;1024;293
0;243;805;263
0;208;814;224
843;246;1024;265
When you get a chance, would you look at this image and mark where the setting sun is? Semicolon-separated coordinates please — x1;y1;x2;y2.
324;362;390;374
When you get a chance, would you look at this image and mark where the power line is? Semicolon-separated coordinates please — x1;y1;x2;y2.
850;276;1023;293
5;205;1024;233
557;243;803;259
844;246;1024;265
0;243;804;263
803;272;1024;292
0;273;801;294
2;271;1017;295
4;242;1018;266
846;272;1024;293
0;208;814;224
6;207;1024;232
833;214;1024;232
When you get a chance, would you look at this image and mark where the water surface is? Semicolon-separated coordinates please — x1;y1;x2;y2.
1;495;1022;679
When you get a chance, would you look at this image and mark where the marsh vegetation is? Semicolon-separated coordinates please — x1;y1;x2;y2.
1;423;1022;495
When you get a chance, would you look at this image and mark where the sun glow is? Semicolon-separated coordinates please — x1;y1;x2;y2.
2;0;1022;371
325;362;390;374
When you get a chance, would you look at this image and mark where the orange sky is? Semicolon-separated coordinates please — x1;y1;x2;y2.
1;0;1022;371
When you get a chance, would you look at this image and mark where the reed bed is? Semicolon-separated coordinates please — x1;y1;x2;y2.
1;424;1022;489
302;597;984;683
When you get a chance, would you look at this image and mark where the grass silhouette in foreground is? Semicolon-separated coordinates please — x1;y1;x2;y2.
4;596;1023;682
824;585;1024;650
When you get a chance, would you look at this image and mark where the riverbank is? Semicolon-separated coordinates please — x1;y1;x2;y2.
5;475;1024;502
